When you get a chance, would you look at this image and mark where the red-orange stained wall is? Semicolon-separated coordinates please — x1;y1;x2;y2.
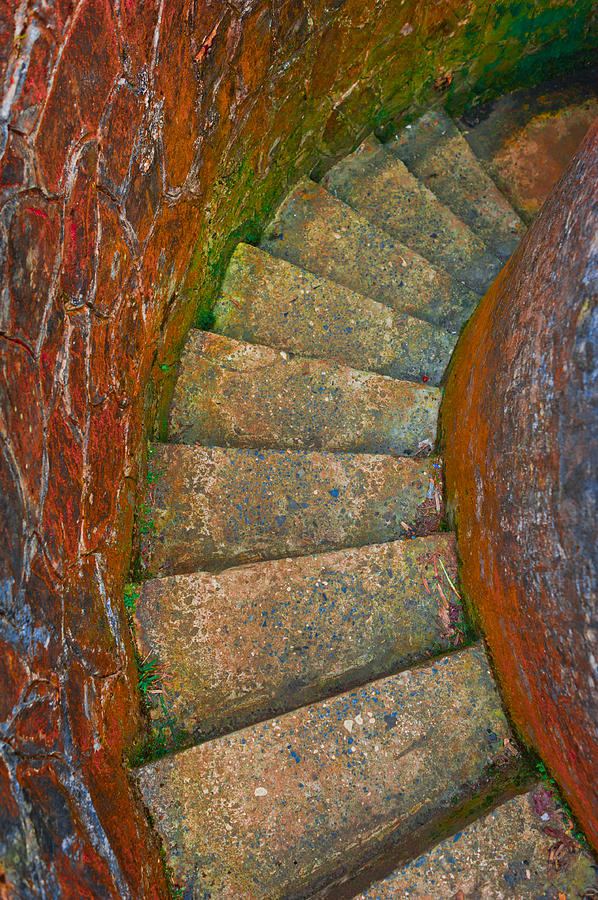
442;118;598;852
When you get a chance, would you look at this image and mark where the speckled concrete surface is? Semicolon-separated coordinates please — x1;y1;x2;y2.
139;445;442;576
129;102;575;897
260;181;478;329
387;110;525;260
215;245;459;378
134;645;525;900
135;534;464;746
321;137;502;293
354;786;598;899
168;331;441;452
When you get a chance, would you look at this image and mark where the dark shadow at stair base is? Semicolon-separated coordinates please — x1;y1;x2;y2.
313;774;535;900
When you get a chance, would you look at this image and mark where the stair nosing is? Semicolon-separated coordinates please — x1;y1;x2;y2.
320;142;503;264
262;178;477;296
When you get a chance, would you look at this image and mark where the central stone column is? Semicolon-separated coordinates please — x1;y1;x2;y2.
441;118;598;851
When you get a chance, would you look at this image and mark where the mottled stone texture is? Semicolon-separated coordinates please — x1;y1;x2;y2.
135;645;524;900
355;786;598;899
442;120;598;851
0;0;596;896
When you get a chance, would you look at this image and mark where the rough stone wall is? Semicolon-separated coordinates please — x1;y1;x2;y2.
442;120;598;852
0;0;596;896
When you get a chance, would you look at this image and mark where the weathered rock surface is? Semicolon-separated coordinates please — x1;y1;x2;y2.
139;445;442;576
460;77;598;223
135;534;464;746
168;330;441;452
260;180;477;329
321;137;502;293
387;109;525;260
135;644;525;900
354;785;598;899
443;115;598;849
215;245;458;379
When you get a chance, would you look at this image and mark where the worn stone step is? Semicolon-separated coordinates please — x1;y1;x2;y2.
135;644;526;900
320;137;502;294
138;445;442;577
168;330;441;454
353;784;598;899
259;181;477;329
135;534;465;749
214;244;458;381
458;77;598;223
386;109;525;261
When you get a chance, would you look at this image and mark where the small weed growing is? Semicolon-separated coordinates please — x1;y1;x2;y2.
124;583;141;615
136;652;163;696
535;760;591;850
136;501;156;535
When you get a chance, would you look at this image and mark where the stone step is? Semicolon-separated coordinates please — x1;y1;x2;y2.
320;137;502;294
259;181;477;330
134;644;526;900
138;445;442;577
168;331;441;454
352;784;598;900
134;534;465;749
215;244;458;380
458;77;598;223
385;109;525;261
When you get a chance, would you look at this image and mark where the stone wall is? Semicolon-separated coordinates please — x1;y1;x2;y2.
442;120;598;852
1;0;596;896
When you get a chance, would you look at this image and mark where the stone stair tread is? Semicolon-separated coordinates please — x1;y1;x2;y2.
320;136;502;294
135;534;465;749
215;244;458;382
259;181;478;329
385;109;526;261
134;643;526;900
458;78;598;223
139;445;443;578
168;330;441;454
353;784;598;899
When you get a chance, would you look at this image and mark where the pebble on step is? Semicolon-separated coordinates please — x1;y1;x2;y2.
139;445;443;576
259;181;478;329
215;244;459;381
134;644;526;900
352;784;598;899
134;534;466;747
321;137;502;294
386;109;526;261
168;330;441;454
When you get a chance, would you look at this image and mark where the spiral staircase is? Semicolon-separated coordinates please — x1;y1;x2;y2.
129;103;598;898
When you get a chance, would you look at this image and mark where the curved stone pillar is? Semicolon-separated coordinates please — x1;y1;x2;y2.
442;119;598;849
